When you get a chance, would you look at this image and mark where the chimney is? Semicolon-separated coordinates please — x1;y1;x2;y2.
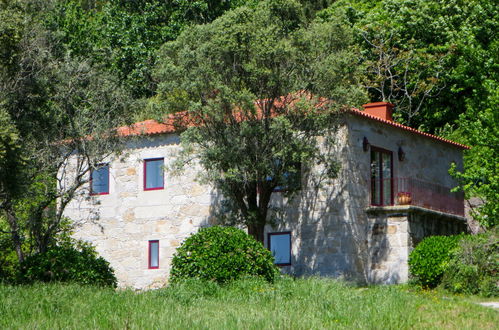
362;102;394;121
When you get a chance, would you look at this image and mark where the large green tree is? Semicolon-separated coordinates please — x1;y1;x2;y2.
0;2;132;262
154;0;366;242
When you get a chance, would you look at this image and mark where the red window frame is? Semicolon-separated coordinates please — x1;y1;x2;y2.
148;240;159;269
90;164;110;196
370;146;393;206
143;158;164;191
268;231;292;266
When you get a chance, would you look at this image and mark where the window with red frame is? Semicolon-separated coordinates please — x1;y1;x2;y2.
144;158;164;190
268;232;291;266
148;240;159;269
370;147;393;206
90;164;109;195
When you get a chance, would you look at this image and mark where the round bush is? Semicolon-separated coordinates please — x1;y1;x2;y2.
442;229;498;297
170;226;278;284
408;235;462;288
18;244;117;287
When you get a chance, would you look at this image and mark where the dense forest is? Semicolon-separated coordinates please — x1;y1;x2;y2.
0;0;497;269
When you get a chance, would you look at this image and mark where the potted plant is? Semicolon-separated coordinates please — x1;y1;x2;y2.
397;192;412;205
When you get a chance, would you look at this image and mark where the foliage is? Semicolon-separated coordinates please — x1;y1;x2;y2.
155;0;366;241
448;83;498;228
47;0;256;98
1;278;498;328
18;242;117;287
0;13;132;262
442;228;498;297
408;235;463;288
170;226;277;284
0;226;18;283
323;0;498;131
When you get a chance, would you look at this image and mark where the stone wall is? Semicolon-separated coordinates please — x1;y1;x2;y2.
366;206;467;284
64;135;214;289
263;114;466;284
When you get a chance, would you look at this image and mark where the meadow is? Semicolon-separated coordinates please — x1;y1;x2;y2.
1;277;497;329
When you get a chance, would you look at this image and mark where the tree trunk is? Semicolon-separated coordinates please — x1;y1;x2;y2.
5;208;24;263
247;223;265;244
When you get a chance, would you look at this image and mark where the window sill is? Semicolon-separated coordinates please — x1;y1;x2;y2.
144;187;164;191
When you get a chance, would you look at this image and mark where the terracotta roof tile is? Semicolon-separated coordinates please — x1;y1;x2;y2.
347;108;470;149
116;98;469;150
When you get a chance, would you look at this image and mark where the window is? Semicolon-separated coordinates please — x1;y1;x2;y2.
268;232;291;266
370;147;393;206
267;161;301;192
90;164;109;195
148;240;159;269
144;158;164;190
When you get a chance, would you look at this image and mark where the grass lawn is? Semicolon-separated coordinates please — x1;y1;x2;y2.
0;277;497;329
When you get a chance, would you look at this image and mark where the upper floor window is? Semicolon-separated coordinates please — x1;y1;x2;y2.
370;147;393;206
90;164;109;195
267;160;301;192
144;158;164;191
268;232;291;266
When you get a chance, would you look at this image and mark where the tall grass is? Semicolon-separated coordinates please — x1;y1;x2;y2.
0;277;497;329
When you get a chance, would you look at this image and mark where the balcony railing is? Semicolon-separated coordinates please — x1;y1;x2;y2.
370;177;465;217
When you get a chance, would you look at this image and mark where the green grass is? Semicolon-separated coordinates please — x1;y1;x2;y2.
0;277;497;329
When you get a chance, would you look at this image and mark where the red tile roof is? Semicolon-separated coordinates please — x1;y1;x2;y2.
347;108;470;149
116;98;469;150
117;119;175;136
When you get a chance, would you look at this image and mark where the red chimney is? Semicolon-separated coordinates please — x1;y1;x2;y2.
362;102;394;121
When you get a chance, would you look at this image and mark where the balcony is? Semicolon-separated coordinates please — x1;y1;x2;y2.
370;177;465;217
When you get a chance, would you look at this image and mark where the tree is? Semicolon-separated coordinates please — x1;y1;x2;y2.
322;0;497;132
0;17;131;262
154;0;366;242
48;0;258;98
449;81;498;229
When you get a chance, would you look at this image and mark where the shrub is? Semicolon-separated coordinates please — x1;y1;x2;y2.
170;226;278;284
408;235;463;288
0;233;18;283
442;228;498;297
18;242;117;287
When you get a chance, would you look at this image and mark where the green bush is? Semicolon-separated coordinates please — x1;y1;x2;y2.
0;236;18;283
409;235;463;288
18;243;117;287
170;226;278;284
442;228;498;297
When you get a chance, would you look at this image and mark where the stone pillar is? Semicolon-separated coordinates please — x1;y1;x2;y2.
367;211;410;284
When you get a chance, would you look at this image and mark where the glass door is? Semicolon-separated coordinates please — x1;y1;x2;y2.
370;147;393;206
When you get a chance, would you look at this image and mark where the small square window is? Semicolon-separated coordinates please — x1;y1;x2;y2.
148;240;159;269
267;161;301;192
144;158;164;190
90;164;109;195
268;232;291;266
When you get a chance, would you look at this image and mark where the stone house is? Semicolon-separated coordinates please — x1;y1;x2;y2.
63;102;469;289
